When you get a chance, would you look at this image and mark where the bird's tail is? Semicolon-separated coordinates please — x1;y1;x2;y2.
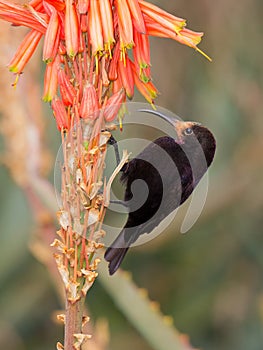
104;228;133;275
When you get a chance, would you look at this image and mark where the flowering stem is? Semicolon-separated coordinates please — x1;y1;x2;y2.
64;297;86;350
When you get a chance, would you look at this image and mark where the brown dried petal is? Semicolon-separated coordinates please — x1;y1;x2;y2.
54;254;70;287
57;342;64;350
74;333;92;349
99;131;111;147
57;314;66;324
87;208;100;226
67;280;80;302
89;181;103;199
58;210;70;230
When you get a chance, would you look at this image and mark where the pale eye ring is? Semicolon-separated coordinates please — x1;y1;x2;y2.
184;127;193;136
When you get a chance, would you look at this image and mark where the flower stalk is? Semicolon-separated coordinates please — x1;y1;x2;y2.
0;0;210;348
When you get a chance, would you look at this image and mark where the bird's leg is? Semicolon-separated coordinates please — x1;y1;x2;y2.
106;134;129;207
108;134;121;166
107;134;129;172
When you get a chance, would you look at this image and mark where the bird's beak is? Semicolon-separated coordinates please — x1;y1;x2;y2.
138;108;176;125
138;108;183;143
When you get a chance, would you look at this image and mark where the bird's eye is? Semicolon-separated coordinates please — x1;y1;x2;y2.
184;127;193;136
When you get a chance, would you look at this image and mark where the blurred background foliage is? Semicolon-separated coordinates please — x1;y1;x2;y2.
1;0;263;349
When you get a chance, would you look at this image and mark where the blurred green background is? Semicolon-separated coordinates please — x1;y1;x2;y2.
1;0;263;349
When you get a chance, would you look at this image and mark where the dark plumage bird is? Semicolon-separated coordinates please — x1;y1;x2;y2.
105;110;216;275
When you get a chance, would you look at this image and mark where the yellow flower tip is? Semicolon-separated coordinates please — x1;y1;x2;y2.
150;102;156;110
126;42;135;50
42;93;53;103
95;54;100;75
118;113;123;131
140;70;151;83
7;30;42;75
11;74;20;89
120;47;126;66
43;57;53;64
105;43;112;58
68;50;77;59
195;47;212;62
174;20;187;35
104;39;115;59
9;66;19;74
175;29;211;61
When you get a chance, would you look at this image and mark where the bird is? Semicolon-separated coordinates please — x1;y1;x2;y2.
105;109;216;275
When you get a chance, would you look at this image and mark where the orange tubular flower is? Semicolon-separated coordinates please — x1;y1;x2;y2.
131;61;158;105
43;8;60;63
99;0;115;55
126;0;146;33
88;0;103;58
8;29;42;74
0;0;47;32
118;56;134;99
104;88;126;122
144;16;178;39
51;96;69;131
133;30;151;82
43;55;59;102
80;12;88;32
115;0;134;53
65;0;79;58
139;0;185;35
135;77;158;105
134;29;150;67
179;28;203;46
80;83;99;120
101;56;110;87
112;73;123;94
108;40;120;81
58;69;77;107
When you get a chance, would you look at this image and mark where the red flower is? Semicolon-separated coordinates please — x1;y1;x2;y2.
80;83;99;119
0;0;210;130
8;29;42;74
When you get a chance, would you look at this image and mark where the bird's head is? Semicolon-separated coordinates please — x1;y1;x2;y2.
138;109;216;166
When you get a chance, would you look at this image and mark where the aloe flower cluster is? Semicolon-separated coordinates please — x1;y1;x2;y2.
0;0;209;348
0;0;209;130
